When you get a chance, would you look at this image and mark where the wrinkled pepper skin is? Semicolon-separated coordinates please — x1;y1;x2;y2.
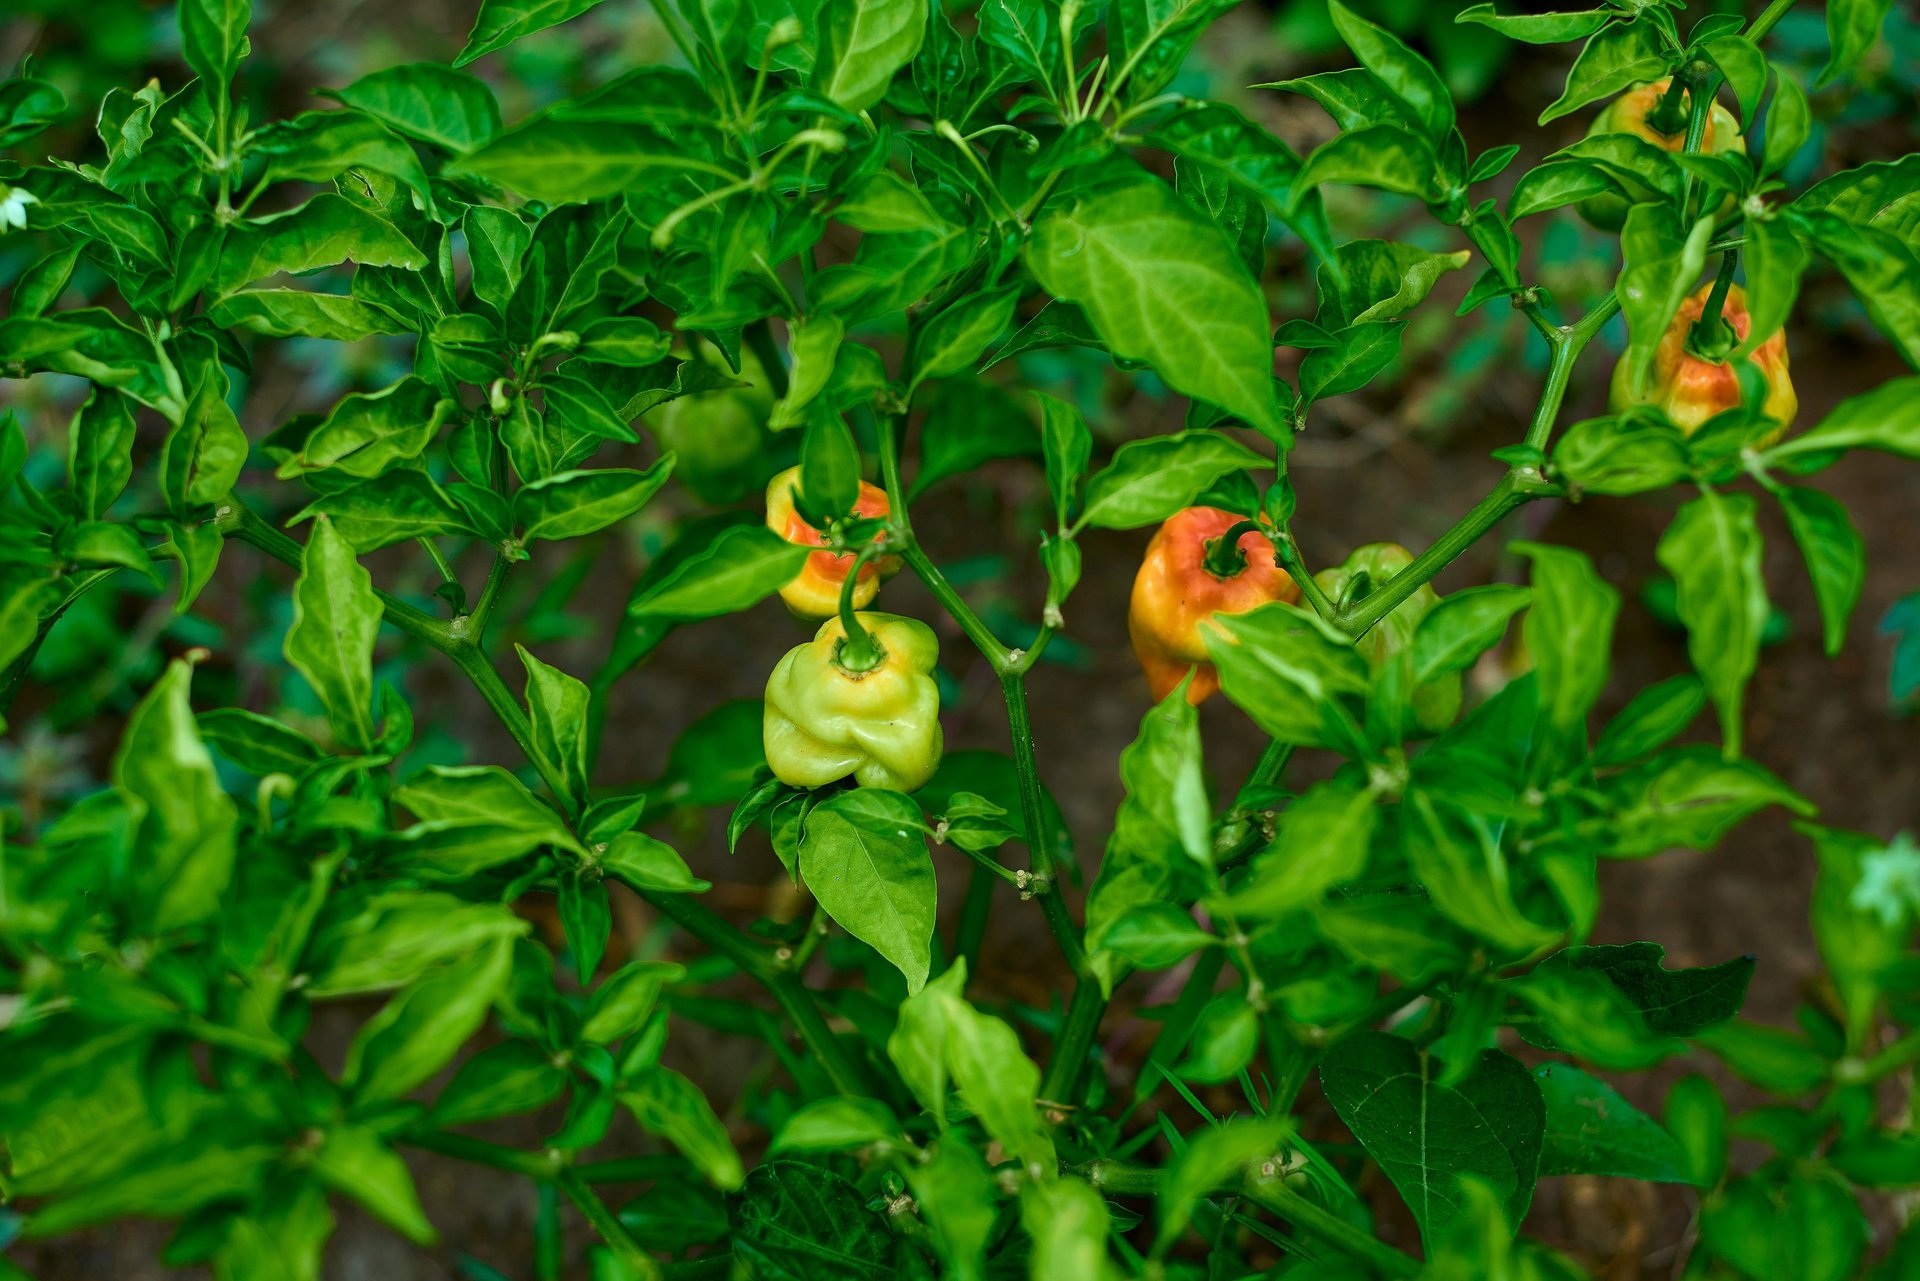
1578;78;1745;233
651;352;777;505
1129;507;1301;705
763;612;944;791
764;464;901;619
1315;542;1461;735
1607;283;1796;440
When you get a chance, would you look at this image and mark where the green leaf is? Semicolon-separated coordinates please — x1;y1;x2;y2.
1603;745;1810;858
1455;4;1612;44
1145;102;1336;265
1110;681;1213;869
1515;541;1618;750
252;110;432;200
111;659;238;931
577;958;679;1047
909;379;1041;498
1215;779;1376;919
1818;0;1894;88
274;377;455;479
622;1067;745;1189
814;0;928;113
801;790;936;992
732;1161;896;1280
455;0;613;65
1655;491;1766;756
67;387;137;521
909;287;1020;391
1617;205;1713;398
1593;673;1707;766
1411;584;1531;684
216;194;427;292
1206;603;1372;752
1552;415;1692;496
1076;430;1270;531
601;830;712;893
1327;0;1453;142
517;644;591;806
628;524;811;618
295;469;477;553
1767;375;1920;463
449;119;732;204
1539;18;1668;124
197;707;323;775
1535;1063;1690;1182
1320;1032;1544;1245
1019;1177;1117;1281
1542;942;1753;1038
1298;321;1405;404
179;0;251;94
770;1097;903;1153
514;460;672;542
208;289;411;341
313;1126;436;1245
1156;1117;1289;1255
1037;392;1092;525
430;1040;568;1126
1402;791;1557;953
1294;123;1439;202
327;62;501;151
1704;1172;1868;1281
1775;485;1864;658
396;764;584;875
1099;902;1218;969
1027;163;1287;438
885;960;1053;1168
1315;239;1471;328
347;936;514;1104
285;517;382;752
160;373;248;513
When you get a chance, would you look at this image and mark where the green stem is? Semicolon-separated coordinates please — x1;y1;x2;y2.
576;1155;690;1184
1462;219;1557;342
467;552;512;641
1069;1161;1420;1278
833;541;886;672
1240;1179;1421;1278
1678;66;1723;220
1001;671;1084;969
403;1130;557;1180
558;1170;663;1281
1200;520;1262;579
1693;249;1740;356
1747;0;1797;45
1648;75;1692;137
1337;475;1531;639
416;536;459;596
1040;975;1108;1105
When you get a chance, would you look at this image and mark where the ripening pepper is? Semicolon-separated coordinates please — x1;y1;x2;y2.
1607;282;1796;439
650;347;778;505
1315;542;1461;735
763;611;943;791
765;464;901;619
1129;507;1301;705
1578;78;1746;233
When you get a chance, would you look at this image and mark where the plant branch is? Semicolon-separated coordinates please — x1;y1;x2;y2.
1747;0;1797;45
1001;671;1084;969
219;496;876;1101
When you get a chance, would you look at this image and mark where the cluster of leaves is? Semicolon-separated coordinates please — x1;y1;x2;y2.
3;0;1920;1277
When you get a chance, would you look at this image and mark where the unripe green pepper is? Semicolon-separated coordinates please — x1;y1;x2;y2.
1577;78;1745;233
648;347;778;504
763;611;943;792
1315;543;1460;736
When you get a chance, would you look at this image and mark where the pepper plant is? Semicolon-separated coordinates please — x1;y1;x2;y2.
4;0;1920;1276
